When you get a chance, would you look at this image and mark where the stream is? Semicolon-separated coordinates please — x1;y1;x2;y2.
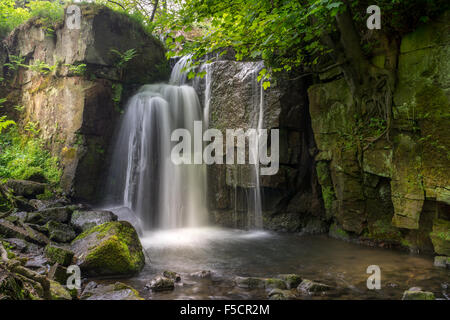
101;227;449;300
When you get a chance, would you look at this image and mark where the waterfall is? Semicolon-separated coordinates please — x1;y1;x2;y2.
104;58;208;230
248;62;264;229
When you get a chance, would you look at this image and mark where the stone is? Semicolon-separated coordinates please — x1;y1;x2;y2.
401;287;435;300
0;219;49;245
81;281;143;300
268;288;298;300
429;219;450;256
46;221;77;243
234;276;266;289
26;207;72;225
434;256;450;269
44;244;74;266
277;274;302;289
5;180;46;199
49;280;72;300
70;210;117;232
264;278;287;290
297;279;332;295
163;270;181;282
146;276;175;292
190;270;212;279
71;221;145;277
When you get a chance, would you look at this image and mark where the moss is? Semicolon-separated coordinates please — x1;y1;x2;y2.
44;244;74;266
264;278;287;290
73;221;145;276
321;186;335;211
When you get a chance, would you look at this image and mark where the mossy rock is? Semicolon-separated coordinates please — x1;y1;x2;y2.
402;287;435;300
429;219;450;256
264;278;287;290
44;244;74;267
71;221;145;277
277;274;302;289
46;221;76;243
49;280;72;300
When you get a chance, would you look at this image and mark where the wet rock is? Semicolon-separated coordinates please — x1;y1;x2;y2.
277;274;303;289
264;278;287;290
190;270;212;279
29;199;70;211
402;287;435;300
81;281;143;300
44;244;74;266
0;219;49;245
48;263;70;284
434;256;450;269
268;288;298;300
70;210;117;232
71;221;145;277
26;207;72;225
49;280;72;300
163;270;181;282
24;254;49;269
297;279;332;295
430;219;450;256
9;212;28;221
234;276;266;289
6;180;46;199
46;221;76;243
27;223;49;236
146;276;175;292
2;238;29;253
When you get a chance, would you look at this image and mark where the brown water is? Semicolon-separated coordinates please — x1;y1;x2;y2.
115;227;449;300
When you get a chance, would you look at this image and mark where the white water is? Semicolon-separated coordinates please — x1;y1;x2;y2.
104;57;208;230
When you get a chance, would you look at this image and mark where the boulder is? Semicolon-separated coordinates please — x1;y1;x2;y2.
268;288;298;300
234;276;266;289
297;279;332;295
70;210;117;232
45;221;77;243
71;221;145;277
277;274;302;289
49;280;72;300
146;276;175;292
44;244;74;266
5;180;46;199
81;281;143;300
264;278;287;290
401;287;435;300
26;207;72;225
163;270;181;282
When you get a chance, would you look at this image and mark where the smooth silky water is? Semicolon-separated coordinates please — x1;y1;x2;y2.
100;57;449;300
99;227;448;300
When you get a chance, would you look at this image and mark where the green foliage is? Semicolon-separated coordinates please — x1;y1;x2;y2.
110;48;138;69
0;126;61;185
0;0;65;39
0;116;15;134
65;63;87;76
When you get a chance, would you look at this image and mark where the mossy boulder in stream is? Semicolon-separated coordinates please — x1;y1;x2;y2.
71;221;145;277
429;219;450;256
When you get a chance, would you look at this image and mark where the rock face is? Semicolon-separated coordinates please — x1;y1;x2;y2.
193;59;324;231
71;221;145;277
307;11;450;254
2;5;169;201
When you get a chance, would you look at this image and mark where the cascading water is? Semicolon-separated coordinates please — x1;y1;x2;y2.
104;57;208;230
